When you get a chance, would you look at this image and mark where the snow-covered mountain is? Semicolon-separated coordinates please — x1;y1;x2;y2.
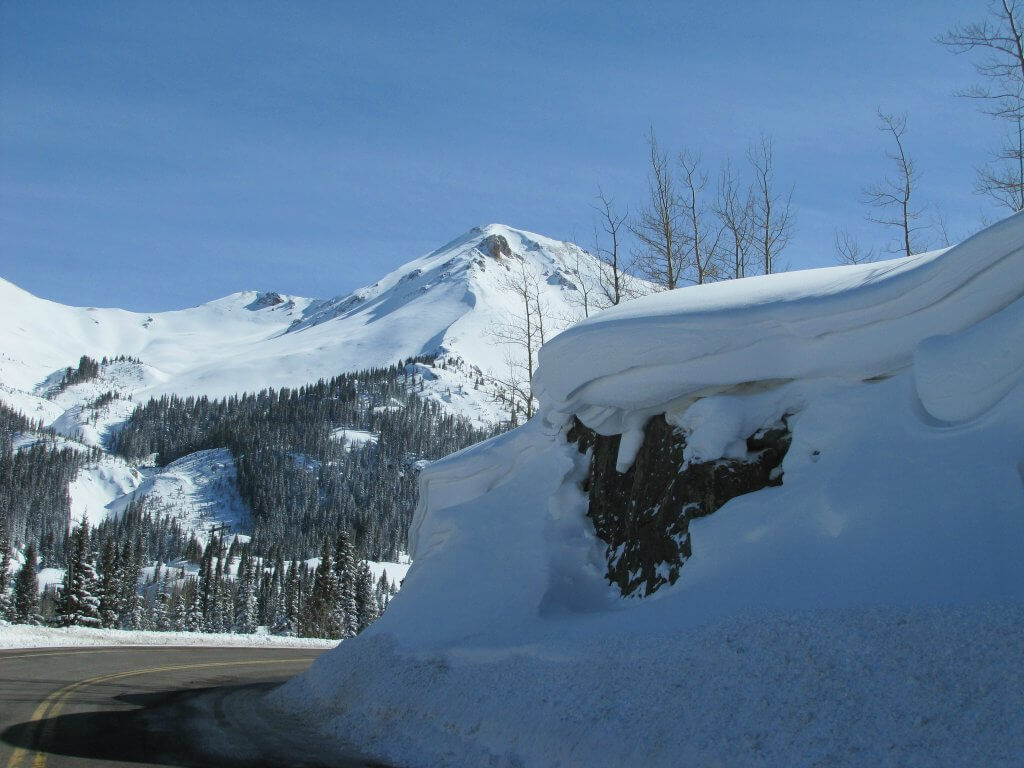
276;215;1024;767
1;224;608;539
1;224;605;427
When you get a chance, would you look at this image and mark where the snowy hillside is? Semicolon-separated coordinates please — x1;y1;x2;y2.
276;215;1024;767
0;224;606;427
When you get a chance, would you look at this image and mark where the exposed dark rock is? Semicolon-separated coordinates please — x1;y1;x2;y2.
569;412;791;597
479;234;512;259
246;292;285;310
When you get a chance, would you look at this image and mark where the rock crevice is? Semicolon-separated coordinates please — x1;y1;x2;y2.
568;414;791;597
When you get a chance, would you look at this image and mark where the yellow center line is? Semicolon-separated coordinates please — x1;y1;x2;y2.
0;650;129;663
6;657;313;768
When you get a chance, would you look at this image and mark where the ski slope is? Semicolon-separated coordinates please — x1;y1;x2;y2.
278;215;1024;767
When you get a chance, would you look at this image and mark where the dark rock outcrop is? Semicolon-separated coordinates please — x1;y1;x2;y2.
246;292;285;310
479;234;512;259
568;413;791;597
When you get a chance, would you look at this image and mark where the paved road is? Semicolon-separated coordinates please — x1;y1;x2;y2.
0;645;389;767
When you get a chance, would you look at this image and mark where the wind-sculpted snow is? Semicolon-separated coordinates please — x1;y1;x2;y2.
535;213;1024;435
280;215;1024;767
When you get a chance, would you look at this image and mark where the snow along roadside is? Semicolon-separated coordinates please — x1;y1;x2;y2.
0;622;337;650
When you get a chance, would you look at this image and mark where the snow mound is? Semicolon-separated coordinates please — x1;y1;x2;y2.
535;214;1024;435
278;215;1024;767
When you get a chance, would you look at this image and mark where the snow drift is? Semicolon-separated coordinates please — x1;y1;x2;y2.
276;214;1024;767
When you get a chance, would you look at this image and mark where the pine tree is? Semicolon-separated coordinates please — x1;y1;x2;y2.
333;532;358;638
302;542;336;638
233;551;258;634
151;571;172;632
96;537;121;628
184;579;204;632
375;570;390;616
0;524;12;619
279;560;300;636
354;560;378;633
13;543;41;624
58;521;102;628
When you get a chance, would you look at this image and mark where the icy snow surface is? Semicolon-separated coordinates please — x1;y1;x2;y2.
277;215;1024;767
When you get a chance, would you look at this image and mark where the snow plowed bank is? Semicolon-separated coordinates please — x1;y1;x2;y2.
0;622;335;649
278;215;1024;767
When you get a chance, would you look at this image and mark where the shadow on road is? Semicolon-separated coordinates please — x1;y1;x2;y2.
2;682;390;768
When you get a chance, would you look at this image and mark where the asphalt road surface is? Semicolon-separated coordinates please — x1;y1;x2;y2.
0;645;391;768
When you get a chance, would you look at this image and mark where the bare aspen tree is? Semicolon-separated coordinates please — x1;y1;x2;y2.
488;259;538;419
567;245;600;319
631;130;684;290
748;135;794;275
940;0;1024;211
833;228;877;265
593;187;629;305
864;111;923;258
678;150;723;284
487;258;558;421
714;160;754;279
931;206;956;247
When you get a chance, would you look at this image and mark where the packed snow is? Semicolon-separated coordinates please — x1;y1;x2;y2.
276;215;1024;767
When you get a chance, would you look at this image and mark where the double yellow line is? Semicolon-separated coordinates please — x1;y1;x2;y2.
5;657;311;768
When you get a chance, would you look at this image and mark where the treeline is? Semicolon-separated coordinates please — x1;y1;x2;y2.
0;402;100;559
112;357;499;561
2;517;395;640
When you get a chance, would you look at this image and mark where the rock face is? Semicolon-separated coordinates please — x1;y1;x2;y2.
569;414;791;597
479;234;512;259
247;292;285;310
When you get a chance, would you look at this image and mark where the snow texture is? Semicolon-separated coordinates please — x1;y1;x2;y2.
278;214;1024;767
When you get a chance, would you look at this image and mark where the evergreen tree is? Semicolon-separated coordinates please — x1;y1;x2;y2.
96;537;121;628
151;566;172;632
375;570;391;617
354;560;378;633
334;532;358;638
302;541;336;638
13;543;41;624
233;551;258;634
0;524;11;618
119;535;144;629
184;579;204;632
279;560;300;637
58;521;102;628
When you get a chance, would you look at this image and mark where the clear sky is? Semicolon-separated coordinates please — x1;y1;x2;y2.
0;0;1006;311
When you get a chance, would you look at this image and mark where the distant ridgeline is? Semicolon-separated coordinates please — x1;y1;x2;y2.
112;356;501;561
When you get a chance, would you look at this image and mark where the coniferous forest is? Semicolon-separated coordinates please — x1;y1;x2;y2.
111;356;498;561
0;356;501;638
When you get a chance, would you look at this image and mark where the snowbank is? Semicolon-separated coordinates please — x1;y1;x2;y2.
0;622;336;650
277;216;1024;767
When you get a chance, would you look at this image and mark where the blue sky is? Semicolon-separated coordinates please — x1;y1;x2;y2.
0;0;1004;310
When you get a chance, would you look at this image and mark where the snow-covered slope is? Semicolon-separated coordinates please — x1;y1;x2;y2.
0;224;604;426
276;215;1024;767
106;448;252;536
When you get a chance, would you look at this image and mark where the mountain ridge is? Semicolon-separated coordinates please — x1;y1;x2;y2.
0;223;605;422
